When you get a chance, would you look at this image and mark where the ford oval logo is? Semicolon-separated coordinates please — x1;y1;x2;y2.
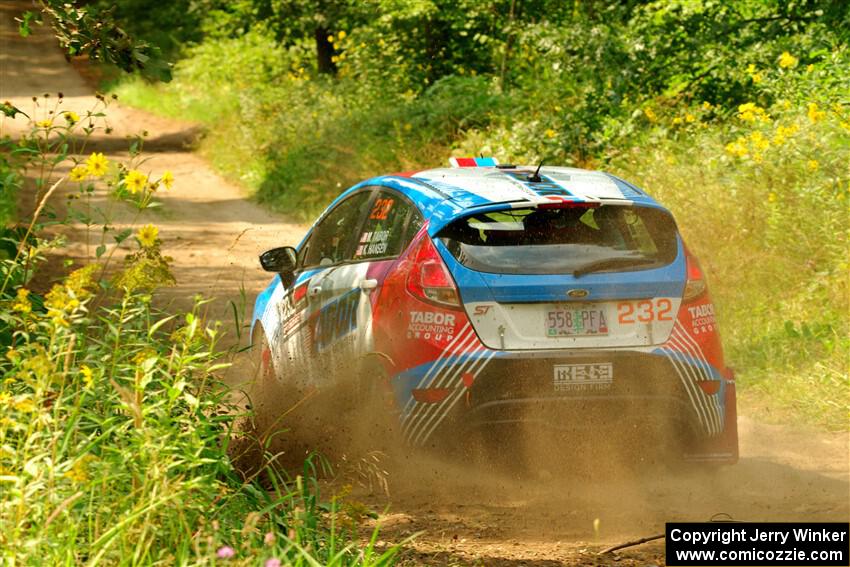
567;289;589;298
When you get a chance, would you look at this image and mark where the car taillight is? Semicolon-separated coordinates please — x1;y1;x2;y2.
683;247;707;301
406;235;461;308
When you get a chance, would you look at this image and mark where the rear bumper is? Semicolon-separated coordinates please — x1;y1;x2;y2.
397;349;738;463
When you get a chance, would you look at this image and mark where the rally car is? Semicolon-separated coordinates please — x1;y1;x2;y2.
248;158;738;464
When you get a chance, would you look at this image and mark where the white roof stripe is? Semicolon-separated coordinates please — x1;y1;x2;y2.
413;165;630;205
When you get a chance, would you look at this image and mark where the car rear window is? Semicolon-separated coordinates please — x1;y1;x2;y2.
437;205;678;275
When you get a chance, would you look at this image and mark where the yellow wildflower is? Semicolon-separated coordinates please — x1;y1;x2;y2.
643;108;657;122
160;170;174;190
725;137;749;158
64;456;94;484
64;111;80;124
772;124;798;146
43;265;97;327
137;224;159;248
778;51;798;69
70;166;88;182
124;170;148;194
85;152;109;177
12;288;31;314
0;392;10;406
746;64;762;83
807;160;819;171
750;131;770;151
806;64;814;73
13;398;36;413
21;347;54;378
545;128;557;139
80;365;94;388
327;35;334;44
738;102;769;123
66;265;97;298
685;113;696;123
768;192;777;203
672;117;683;125
807;102;825;123
37;119;52;128
337;30;346;40
133;349;157;365
6;348;20;363
702;101;712;110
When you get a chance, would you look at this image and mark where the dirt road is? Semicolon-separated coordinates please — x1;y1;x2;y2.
2;4;847;565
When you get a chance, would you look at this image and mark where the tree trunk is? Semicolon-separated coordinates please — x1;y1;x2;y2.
315;26;336;74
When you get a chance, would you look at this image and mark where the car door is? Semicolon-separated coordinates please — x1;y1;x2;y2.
265;191;374;391
315;187;422;388
296;190;376;387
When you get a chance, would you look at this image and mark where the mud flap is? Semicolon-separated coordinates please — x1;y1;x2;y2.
684;368;739;465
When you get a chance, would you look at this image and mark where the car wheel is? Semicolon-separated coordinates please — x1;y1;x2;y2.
233;325;308;476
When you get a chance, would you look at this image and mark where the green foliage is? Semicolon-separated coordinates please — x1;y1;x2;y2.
17;1;170;79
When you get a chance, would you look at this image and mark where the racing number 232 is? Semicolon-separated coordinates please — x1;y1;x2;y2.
369;198;394;220
617;299;673;324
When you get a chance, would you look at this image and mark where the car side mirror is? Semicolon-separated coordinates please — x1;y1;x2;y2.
260;247;298;287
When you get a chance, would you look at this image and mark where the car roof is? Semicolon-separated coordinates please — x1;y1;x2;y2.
330;165;668;236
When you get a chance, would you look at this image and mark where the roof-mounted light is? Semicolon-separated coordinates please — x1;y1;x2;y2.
449;157;499;168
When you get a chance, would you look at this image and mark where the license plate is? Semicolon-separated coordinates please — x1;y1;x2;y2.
553;362;614;392
546;305;609;337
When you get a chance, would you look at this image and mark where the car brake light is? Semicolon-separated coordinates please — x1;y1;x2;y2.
683;247;707;301
537;198;600;210
406;235;461;308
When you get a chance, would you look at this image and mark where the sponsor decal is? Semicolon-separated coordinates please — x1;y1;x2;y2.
314;290;359;352
553;362;613;392
407;310;457;341
293;282;308;304
688;303;717;334
355;229;390;257
473;304;492;316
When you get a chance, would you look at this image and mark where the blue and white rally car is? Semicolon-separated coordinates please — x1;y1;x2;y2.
249;158;738;464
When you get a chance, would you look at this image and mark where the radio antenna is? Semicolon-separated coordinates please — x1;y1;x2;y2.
527;160;544;182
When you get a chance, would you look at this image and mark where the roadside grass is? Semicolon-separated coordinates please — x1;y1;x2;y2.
608;112;849;431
